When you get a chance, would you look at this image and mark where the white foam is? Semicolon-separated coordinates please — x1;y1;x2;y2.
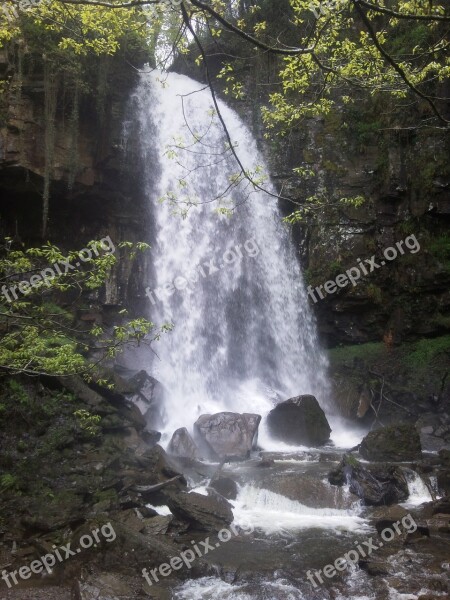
173;577;304;600
401;470;433;507
231;485;368;534
146;503;172;516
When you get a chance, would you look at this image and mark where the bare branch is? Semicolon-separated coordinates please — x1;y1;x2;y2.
357;0;450;22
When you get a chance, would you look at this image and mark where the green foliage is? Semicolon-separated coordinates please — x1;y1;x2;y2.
0;473;19;494
0;238;160;377
329;342;385;366
74;409;101;437
405;335;450;367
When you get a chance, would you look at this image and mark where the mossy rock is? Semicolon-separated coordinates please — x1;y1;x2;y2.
359;424;422;462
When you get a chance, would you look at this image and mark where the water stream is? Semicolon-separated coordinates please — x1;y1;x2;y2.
125;71;440;600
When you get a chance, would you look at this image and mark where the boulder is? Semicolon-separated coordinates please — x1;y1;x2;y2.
164;490;233;531
209;476;238;500
73;572;134;599
416;413;450;452
267;395;331;446
123;370;166;429
194;412;261;461
168;427;201;460
328;455;409;506
92;368;166;430
359;424;422;462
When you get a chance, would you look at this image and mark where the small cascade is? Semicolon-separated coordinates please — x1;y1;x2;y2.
231;485;367;534
402;469;434;507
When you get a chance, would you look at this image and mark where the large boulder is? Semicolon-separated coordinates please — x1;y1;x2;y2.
267;395;331;446
328;455;409;506
164;490;233;531
359;423;422;462
168;427;201;460
194;412;261;461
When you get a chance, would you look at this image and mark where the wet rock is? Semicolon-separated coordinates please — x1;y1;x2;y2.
164;490;233;531
328;455;409;506
73;572;136;599
257;459;275;468
426;513;450;534
140;515;172;536
142;429;162;447
209;476;238;500
168;428;201;460
267;395;331;446
416;413;450;452
96;368;166;430
261;474;356;509
437;469;450;495
359;559;390;576
194;412;261;461
359;423;422;462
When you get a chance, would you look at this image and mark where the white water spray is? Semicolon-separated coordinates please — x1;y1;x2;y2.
129;71;329;440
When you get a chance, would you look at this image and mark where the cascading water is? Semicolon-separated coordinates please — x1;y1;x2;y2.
129;70;329;443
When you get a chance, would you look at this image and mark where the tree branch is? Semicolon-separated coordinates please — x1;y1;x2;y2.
357;0;450;22
353;0;449;125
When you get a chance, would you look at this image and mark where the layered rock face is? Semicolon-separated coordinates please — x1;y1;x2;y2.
267;395;331;446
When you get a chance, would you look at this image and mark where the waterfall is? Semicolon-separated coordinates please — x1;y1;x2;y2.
129;70;329;440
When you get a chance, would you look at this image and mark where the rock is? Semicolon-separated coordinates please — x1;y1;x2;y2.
328;455;409;506
124;370;166;430
437;469;450;495
168;428;201;460
359;559;390;576
257;459;275;468
140;515;172;536
426;513;450;534
93;368;166;430
261;474;356;509
73;572;134;599
416;414;450;452
194;412;261;461
142;430;162;447
209;476;238;500
359;424;422;462
371;505;410;523
267;395;331;446
164;490;233;531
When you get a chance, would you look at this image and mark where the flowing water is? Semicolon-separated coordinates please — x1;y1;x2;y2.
129;70;330;444
125;71;441;600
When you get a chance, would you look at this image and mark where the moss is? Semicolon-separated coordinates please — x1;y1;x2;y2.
428;235;450;272
329;342;385;366
365;283;383;305
405;335;450;368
